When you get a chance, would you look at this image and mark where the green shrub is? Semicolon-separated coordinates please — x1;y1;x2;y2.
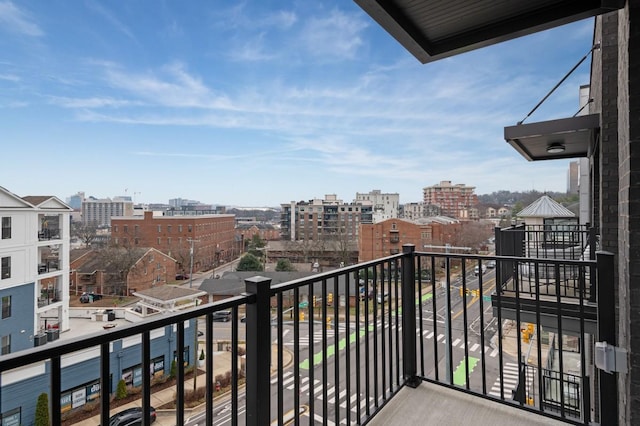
35;392;50;426
170;359;177;378
115;379;128;400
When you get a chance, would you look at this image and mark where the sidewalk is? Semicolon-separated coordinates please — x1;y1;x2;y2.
73;344;292;426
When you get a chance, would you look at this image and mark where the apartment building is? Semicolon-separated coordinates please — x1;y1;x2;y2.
423;180;478;219
0;186;72;354
355;190;400;223
81;197;134;227
358;218;462;262
111;211;236;272
280;195;372;242
401;202;424;220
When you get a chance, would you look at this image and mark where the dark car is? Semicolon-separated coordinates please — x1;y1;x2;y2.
108;407;156;426
175;273;189;280
212;311;232;322
79;292;102;303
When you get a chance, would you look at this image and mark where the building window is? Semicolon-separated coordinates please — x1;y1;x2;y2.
157;225;162;233
178;225;183;233
134;225;139;234
1;217;11;239
124;225;128;234
167;225;172;233
1;335;10;355
2;296;10;318
167;237;172;244
188;225;192;232
113;225;118;233
1;257;10;280
157;237;161;244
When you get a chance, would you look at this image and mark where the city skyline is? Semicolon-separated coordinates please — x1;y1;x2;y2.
1;1;592;206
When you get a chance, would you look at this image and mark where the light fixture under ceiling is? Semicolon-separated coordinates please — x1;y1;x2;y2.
547;143;566;154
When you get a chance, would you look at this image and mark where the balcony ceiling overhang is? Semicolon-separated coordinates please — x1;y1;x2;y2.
354;0;624;64
504;113;600;161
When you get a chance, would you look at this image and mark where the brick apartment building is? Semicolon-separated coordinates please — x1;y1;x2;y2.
423;181;478;219
110;211;236;273
70;247;177;296
358;218;463;262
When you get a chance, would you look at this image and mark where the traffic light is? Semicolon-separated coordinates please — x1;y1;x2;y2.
327;293;333;305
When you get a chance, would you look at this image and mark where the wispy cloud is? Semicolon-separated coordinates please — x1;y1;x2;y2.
0;1;43;37
85;0;136;41
298;9;368;60
49;96;140;109
0;73;20;82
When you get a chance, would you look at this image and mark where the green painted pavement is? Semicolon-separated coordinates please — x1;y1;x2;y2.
453;356;479;386
299;292;434;370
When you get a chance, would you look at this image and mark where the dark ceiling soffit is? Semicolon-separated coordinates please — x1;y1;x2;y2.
504;113;600;161
355;0;625;64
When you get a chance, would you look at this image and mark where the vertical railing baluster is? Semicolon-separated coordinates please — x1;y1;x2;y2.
100;342;110;426
596;252;617;424
50;356;61;426
244;276;272;426
142;331;151;425
176;322;185;426
205;312;214;426
401;245;419;387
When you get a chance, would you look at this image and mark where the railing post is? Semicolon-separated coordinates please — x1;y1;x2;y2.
401;244;420;388
596;251;617;425
244;276;272;426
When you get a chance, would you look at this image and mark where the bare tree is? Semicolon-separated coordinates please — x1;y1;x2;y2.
71;221;98;248
97;244;146;296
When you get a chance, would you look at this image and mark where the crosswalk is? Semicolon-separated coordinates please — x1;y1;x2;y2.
488;362;535;398
274;371;376;425
284;324;349;346
417;328;500;358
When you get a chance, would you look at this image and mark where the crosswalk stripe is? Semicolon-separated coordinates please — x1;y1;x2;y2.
470;343;480;352
452;338;461;346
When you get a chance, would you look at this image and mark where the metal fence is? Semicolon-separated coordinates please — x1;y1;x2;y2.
0;245;612;426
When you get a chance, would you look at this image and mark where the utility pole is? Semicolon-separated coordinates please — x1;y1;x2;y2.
187;238;200;288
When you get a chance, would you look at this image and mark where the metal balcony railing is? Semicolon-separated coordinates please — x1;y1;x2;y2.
0;246;614;426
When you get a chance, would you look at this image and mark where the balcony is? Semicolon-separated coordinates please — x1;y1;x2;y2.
38;276;63;308
0;244;612;426
38;244;61;275
38;214;62;241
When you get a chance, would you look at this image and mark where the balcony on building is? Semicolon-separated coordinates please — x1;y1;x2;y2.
38;244;61;274
37;213;62;241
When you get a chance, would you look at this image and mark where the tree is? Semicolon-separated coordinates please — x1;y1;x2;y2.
35;392;50;426
71;221;98;248
115;379;128;399
96;245;146;296
237;253;264;271
275;259;296;271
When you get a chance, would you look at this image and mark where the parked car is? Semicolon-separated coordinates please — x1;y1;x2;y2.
108;406;156;425
175;273;189;280
487;260;496;269
377;292;390;304
79;292;102;303
474;265;487;276
212;311;232;322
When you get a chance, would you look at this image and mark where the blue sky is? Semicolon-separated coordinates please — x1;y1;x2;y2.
0;1;594;207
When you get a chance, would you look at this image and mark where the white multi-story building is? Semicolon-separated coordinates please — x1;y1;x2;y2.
0;186;72;355
81;197;133;227
355;190;399;223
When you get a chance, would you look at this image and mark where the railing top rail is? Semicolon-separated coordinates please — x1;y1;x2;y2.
414;251;596;267
269;253;406;294
0;294;250;373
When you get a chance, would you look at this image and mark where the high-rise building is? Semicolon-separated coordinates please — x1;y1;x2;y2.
567;161;579;194
422;181;478;219
81;197;134;228
65;192;85;210
280;195;371;241
355;190;400;223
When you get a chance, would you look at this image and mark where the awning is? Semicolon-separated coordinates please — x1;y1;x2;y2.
355;0;624;64
504;113;600;161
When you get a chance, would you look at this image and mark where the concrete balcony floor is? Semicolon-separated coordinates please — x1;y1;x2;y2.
368;382;570;426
